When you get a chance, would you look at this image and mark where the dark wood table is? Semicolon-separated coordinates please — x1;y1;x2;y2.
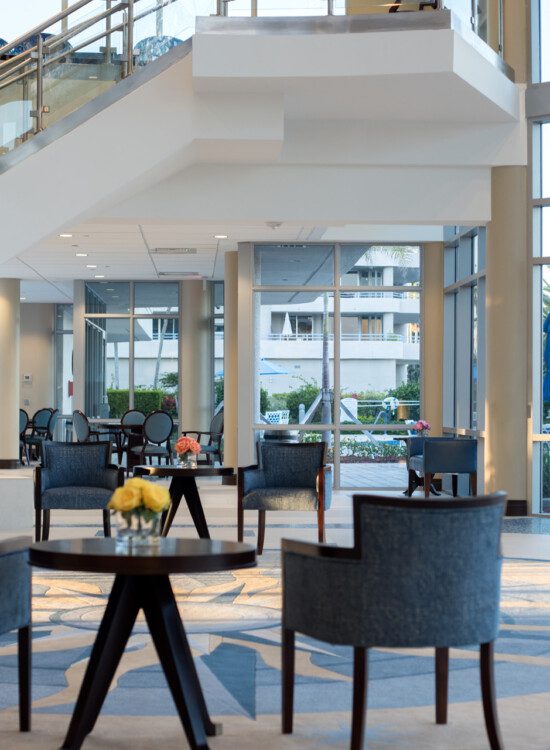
30;538;256;750
133;464;234;538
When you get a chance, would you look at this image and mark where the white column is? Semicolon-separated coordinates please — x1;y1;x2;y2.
237;243;255;466
421;243;444;434
223;252;238;473
180;280;213;433
0;279;20;467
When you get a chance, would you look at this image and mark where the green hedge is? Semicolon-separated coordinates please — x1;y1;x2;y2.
106;389;164;418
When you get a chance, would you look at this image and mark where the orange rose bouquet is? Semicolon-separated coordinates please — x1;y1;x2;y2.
175;436;201;467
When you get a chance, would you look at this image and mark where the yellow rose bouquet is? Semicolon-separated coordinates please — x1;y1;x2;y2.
108;477;171;547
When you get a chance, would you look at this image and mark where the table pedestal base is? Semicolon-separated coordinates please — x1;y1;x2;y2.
61;574;220;750
161;477;211;538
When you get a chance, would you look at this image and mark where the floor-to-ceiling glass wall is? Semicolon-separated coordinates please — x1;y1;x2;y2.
252;243;422;489
84;281;179;421
442;227;486;491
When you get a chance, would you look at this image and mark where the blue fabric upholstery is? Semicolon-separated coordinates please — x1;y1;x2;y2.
41;486;113;511
143;411;173;444
0;542;30;635
408;438;477;475
260;442;325;489
40;442;116;490
243;487;319;511
283;495;505;648
131;444;169;456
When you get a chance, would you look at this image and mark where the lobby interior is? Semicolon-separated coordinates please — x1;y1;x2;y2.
0;1;550;748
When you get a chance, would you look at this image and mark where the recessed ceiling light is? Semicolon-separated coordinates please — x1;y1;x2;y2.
106;287;115;291
214;234;228;240
94;274;105;279
59;233;73;238
20;297;26;301
76;252;88;257
86;264;97;269
112;295;119;298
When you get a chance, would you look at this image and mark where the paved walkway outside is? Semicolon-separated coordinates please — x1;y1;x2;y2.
340;461;408;488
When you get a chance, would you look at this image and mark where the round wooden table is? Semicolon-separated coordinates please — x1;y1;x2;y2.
133;464;234;538
30;538;256;750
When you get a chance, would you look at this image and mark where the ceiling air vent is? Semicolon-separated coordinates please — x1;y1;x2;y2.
158;271;203;278
151;247;198;255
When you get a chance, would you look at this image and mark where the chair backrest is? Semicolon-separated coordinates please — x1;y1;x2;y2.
209;409;224;437
32;407;52;432
19;409;29;436
72;410;91;443
41;441;111;488
406;435;455;460
351;493;506;649
121;409;146;437
143;410;173;445
0;538;31;635
47;408;59;438
259;441;325;488
423;438;477;474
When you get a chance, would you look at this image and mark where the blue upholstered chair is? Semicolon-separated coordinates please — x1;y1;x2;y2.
25;408;57;460
34;442;124;541
282;493;507;750
407;437;478;498
0;537;32;732
130;410;173;469
181;409;224;466
238;441;332;554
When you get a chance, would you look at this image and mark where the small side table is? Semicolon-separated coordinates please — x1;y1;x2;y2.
30;538;256;750
133;464;234;538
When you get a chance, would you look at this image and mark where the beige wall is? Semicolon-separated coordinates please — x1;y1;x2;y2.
20;304;55;415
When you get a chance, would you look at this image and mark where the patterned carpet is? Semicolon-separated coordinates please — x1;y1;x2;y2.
1;554;550;749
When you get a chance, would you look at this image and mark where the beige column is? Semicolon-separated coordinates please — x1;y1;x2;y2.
485;166;529;501
223;252;238;474
421;243;443;435
180;280;213;433
0;279;20;467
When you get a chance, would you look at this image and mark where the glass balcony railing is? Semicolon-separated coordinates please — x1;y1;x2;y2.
0;0;502;158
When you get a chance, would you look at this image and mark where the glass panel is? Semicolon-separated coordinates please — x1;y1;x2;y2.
456;236;472;280
254;245;334;286
214;282;224;409
134;282;179;314
471;285;478;429
542;442;550;513
85;317;130;418
257;0;330;15
255;291;334;425
541;267;550;428
0;74;35;155
340;245;420;288
443;0;473;28
444;246;456;286
133;318;179;418
339;429;407;490
55;304;74;419
85;282;130;314
340;291;421;427
542;0;550;82
56;303;73;331
227;0;253;16
132;0;216;60
538;207;550;256
543;123;550;198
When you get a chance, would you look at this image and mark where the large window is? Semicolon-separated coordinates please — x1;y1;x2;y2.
253;243;422;490
533;0;550;83
84;282;179;419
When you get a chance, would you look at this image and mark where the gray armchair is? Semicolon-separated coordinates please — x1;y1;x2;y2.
238;441;332;554
0;537;31;732
282;493;507;750
34;442;124;541
407;437;478;498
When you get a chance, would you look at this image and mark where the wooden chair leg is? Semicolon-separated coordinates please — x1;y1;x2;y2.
435;647;449;724
17;625;31;732
480;642;504;750
351;647;368;750
34;510;41;543
424;472;433;499
407;469;415;497
257;510;266;555
103;509;111;538
282;627;295;734
237;498;244;542
317;504;325;543
470;471;478;496
451;474;458;497
41;510;50;541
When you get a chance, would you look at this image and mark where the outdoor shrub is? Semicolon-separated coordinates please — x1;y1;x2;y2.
106;389;164;418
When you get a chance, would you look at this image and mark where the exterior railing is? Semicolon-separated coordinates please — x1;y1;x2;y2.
0;0;501;157
267;331;420;343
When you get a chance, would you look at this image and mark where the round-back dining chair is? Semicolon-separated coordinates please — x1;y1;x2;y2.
131;410;173;467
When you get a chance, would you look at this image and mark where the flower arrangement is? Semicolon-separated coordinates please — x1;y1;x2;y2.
174;436;201;466
412;419;431;436
108;478;171;546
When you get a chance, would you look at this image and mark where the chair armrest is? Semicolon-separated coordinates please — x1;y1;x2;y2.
238;466;265;495
103;466;123;491
107;465;125;487
0;536;32;556
281;538;357;560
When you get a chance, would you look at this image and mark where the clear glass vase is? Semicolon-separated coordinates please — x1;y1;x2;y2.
115;509;162;550
177;452;198;468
